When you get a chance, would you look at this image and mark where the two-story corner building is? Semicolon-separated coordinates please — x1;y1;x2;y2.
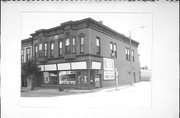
21;18;141;89
21;38;33;87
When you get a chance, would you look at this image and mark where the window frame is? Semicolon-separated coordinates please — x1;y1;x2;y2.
58;40;63;56
35;45;38;59
96;37;100;55
65;38;70;54
72;37;76;53
110;42;114;57
26;48;30;62
125;47;130;61
21;49;24;63
39;43;43;58
114;43;117;58
50;42;54;57
80;37;85;53
44;43;48;57
132;49;135;62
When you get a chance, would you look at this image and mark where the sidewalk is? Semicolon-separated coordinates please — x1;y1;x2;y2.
21;83;132;97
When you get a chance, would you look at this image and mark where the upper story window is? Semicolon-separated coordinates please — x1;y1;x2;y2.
35;45;38;59
39;44;43;57
72;38;76;53
80;37;85;53
125;47;130;61
132;49;135;62
50;42;54;57
26;48;31;62
58;41;63;56
96;37;100;54
110;42;113;57
21;49;24;63
44;43;48;57
114;43;117;58
65;38;70;54
110;42;117;58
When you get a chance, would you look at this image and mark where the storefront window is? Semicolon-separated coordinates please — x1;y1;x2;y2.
58;71;88;86
59;71;76;85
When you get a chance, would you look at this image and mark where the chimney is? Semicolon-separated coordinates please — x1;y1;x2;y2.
99;21;103;24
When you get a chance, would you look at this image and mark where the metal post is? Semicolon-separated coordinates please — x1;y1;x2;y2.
88;68;90;89
129;31;133;86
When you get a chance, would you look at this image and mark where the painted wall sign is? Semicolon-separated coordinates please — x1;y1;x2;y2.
103;58;114;70
92;61;101;69
103;58;115;80
58;63;71;70
71;61;87;70
44;64;56;71
104;70;115;80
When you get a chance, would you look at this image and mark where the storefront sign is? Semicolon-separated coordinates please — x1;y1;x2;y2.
104;70;115;80
103;58;115;80
44;64;57;71
92;61;101;69
71;61;87;70
58;63;70;70
103;58;114;70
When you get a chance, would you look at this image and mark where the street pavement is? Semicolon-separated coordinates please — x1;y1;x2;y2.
21;83;130;97
21;81;151;109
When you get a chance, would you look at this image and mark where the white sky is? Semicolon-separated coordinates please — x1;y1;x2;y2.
21;12;152;69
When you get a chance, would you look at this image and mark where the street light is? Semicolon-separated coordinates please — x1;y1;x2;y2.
129;25;145;86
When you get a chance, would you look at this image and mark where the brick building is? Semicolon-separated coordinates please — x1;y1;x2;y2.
21;18;141;89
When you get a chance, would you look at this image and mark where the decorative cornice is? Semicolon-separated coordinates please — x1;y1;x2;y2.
27;18;139;47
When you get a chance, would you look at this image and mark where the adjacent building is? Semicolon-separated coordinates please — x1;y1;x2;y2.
21;18;141;89
21;38;33;87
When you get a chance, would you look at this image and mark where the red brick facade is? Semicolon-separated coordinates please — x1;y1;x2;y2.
21;18;141;89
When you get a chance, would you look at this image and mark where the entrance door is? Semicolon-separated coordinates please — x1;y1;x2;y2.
42;71;58;85
133;72;136;83
76;71;88;88
95;74;100;88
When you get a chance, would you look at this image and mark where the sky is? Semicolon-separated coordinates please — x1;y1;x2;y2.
21;12;152;69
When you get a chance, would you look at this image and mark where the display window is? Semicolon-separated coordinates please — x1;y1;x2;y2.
59;71;76;84
41;69;101;88
59;70;88;86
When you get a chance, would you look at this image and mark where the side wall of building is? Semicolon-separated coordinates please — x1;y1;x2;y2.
88;28;140;87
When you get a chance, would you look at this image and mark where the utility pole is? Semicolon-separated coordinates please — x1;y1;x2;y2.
129;31;133;86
